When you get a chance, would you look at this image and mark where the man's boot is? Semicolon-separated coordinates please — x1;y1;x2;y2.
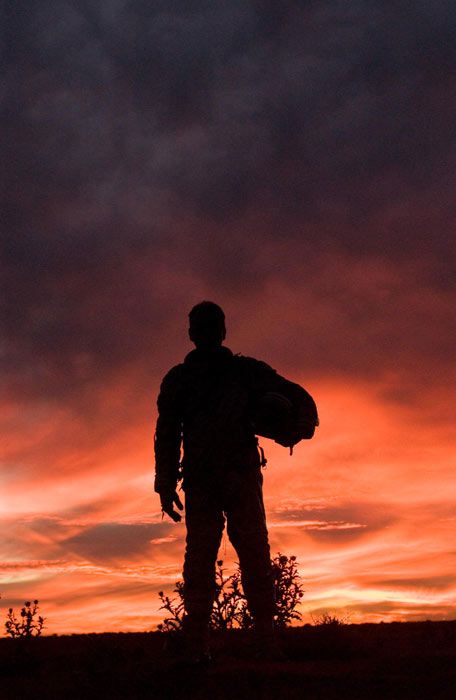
253;617;287;661
181;615;212;666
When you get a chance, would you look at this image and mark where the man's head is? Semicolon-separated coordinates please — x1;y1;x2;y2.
188;301;226;349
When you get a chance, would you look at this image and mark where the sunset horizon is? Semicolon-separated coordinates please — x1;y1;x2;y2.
2;1;455;636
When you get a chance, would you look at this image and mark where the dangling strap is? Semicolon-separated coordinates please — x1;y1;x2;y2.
290;446;293;456
258;442;267;468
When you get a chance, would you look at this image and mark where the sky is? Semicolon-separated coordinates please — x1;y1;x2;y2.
1;0;455;634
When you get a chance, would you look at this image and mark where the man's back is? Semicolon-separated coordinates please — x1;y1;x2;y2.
155;346;273;489
155;336;318;494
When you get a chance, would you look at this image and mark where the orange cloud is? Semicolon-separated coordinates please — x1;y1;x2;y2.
2;378;455;633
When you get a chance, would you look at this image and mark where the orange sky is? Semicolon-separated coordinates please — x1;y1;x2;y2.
2;2;455;634
2;368;455;634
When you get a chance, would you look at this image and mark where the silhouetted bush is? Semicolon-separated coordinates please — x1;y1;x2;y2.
157;553;304;632
5;600;45;638
311;611;351;626
272;554;305;627
157;581;185;634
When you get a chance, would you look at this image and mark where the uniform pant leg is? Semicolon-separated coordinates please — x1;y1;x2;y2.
183;486;225;632
225;469;275;624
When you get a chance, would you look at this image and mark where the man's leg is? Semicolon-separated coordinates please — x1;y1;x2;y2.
182;486;225;655
225;469;276;635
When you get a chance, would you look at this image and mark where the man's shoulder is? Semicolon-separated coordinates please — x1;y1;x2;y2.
160;363;185;388
234;354;277;375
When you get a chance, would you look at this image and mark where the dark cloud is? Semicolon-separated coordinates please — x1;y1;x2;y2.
372;575;456;591
271;501;395;541
272;501;394;526
3;513;180;565
310;600;455;620
2;0;455;433
62;521;176;562
50;579;161;608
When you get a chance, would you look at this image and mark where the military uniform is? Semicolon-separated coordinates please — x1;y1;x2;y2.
154;345;305;637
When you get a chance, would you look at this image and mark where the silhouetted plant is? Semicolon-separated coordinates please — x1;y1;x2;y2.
157;582;185;633
311;611;351;626
272;554;305;628
5;600;45;638
211;560;251;630
157;553;304;632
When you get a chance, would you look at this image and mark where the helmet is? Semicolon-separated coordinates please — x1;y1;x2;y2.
253;391;294;445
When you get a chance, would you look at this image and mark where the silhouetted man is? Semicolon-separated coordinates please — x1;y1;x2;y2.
154;301;306;661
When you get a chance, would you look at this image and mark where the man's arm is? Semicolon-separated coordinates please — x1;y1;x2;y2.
154;366;184;522
240;356;300;398
242;356;319;435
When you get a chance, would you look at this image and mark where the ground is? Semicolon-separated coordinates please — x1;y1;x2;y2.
0;621;455;699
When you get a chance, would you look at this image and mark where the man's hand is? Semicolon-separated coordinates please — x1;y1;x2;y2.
160;490;184;522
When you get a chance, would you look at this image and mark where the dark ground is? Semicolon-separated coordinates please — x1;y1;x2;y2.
0;621;455;699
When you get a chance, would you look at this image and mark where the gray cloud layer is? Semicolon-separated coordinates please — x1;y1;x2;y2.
2;1;455;428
